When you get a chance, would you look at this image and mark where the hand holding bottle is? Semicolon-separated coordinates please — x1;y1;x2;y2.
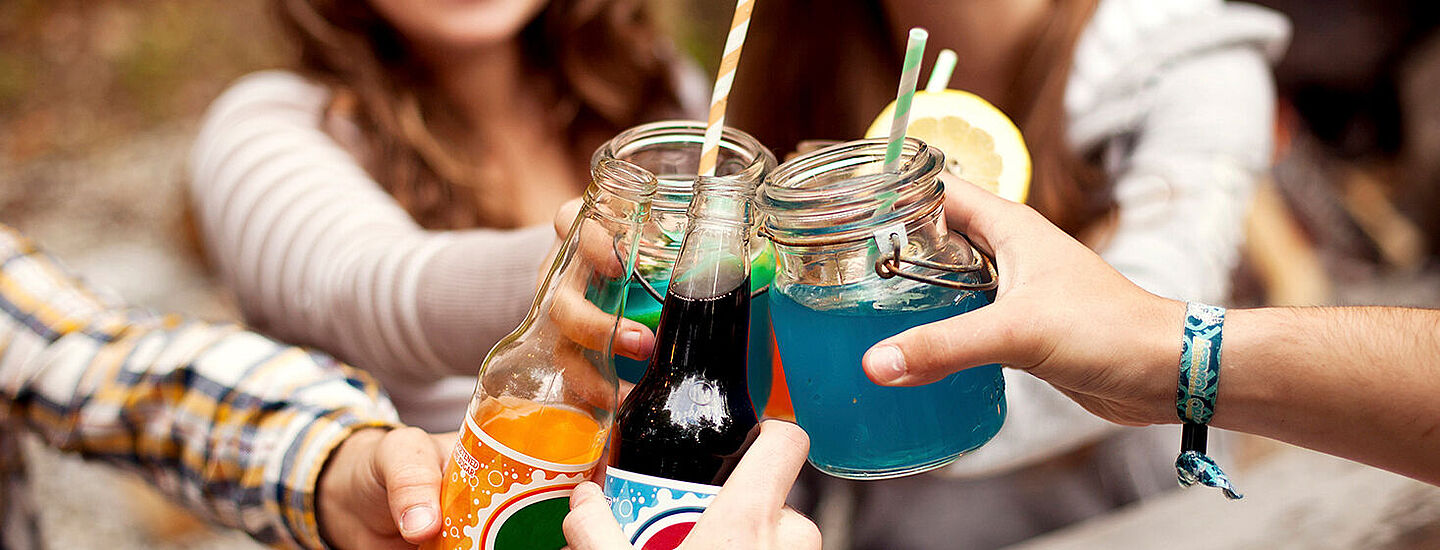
551;196;658;361
563;420;820;550
317;427;454;549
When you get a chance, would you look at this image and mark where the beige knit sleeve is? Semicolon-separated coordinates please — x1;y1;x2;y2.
187;71;553;390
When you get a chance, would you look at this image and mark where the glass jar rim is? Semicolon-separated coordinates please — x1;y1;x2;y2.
592;120;776;210
759;138;944;248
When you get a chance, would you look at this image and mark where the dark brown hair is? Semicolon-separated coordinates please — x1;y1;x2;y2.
276;0;689;229
730;0;1110;235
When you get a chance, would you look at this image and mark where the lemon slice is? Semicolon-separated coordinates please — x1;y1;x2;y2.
865;90;1031;203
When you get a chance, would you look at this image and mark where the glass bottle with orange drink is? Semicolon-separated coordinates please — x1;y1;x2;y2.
423;159;656;550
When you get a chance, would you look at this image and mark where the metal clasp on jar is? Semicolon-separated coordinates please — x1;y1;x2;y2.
873;230;997;292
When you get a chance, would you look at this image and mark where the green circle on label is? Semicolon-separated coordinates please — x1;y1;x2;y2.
494;496;570;549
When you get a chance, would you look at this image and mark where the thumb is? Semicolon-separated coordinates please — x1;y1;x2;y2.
554;197;584;237
940;174;1051;256
863;302;1038;386
563;481;631;549
375;427;445;543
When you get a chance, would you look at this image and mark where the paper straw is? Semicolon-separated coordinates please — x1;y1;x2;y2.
926;48;957;93
883;28;928;173
697;0;756;178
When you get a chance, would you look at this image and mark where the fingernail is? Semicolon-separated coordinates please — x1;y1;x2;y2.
401;505;435;535
865;345;907;384
619;330;644;354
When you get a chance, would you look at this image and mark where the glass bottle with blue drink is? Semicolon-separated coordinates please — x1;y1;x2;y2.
604;178;760;548
590;121;778;413
758;137;1006;480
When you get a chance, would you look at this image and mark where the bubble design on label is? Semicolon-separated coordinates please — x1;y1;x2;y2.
431;416;593;549
603;468;720;549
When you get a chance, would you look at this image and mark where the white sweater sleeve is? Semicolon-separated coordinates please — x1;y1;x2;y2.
1096;49;1275;303
187;71;553;421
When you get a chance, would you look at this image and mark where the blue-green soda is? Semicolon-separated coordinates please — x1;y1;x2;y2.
759;137;1006;479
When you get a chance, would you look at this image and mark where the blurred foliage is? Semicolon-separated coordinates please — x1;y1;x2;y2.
650;0;728;75
0;0;283;163
0;0;730;165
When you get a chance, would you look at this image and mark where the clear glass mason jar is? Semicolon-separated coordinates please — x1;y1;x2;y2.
758;137;1006;479
591;121;778;413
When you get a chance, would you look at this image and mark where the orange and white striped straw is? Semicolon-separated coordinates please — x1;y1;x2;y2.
697;0;756;178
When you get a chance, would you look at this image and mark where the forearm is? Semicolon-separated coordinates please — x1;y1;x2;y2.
189;72;547;381
0;225;402;548
1205;307;1440;484
413;226;554;373
8;321;400;549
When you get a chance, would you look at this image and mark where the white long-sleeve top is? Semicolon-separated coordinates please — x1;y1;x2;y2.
188;73;556;431
189;67;708;432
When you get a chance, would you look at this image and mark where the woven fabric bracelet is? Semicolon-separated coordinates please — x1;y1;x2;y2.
1175;302;1242;499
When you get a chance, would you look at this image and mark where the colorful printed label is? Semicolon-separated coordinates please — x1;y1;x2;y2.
603;467;721;550
426;414;595;550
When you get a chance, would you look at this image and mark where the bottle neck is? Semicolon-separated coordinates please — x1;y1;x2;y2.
649;267;753;384
475;159;654;411
668;219;752;300
646;195;754;385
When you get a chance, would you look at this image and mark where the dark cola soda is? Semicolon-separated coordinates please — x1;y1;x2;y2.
602;178;758;548
611;276;757;484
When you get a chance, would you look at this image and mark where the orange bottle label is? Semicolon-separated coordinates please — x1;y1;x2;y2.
424;398;606;550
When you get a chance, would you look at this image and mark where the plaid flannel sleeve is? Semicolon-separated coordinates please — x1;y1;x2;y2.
0;224;403;549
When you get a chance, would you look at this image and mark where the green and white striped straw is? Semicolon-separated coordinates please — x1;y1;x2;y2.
883;27;929;173
926;48;958;93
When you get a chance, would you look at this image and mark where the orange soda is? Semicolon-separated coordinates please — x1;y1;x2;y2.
423;397;606;550
421;142;653;550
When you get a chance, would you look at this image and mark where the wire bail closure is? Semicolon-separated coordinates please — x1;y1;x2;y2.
872;228;997;292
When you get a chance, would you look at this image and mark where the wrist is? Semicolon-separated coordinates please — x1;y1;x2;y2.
1205;308;1280;434
1134;297;1189;425
317;427;389;549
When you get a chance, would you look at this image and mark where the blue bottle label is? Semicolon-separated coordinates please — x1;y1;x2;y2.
602;467;721;549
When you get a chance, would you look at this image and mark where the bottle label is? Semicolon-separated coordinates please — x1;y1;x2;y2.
603;467;722;550
430;414;594;550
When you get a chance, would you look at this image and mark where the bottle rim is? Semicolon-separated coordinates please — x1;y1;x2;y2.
686;177;754;227
587;158;658;223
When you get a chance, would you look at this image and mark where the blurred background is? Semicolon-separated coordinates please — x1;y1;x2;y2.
2;0;1440;548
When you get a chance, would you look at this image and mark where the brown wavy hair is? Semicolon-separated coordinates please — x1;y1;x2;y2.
730;0;1110;236
276;0;690;229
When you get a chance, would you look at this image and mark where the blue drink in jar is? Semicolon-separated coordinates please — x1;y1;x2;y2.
770;288;1004;477
759;137;1006;479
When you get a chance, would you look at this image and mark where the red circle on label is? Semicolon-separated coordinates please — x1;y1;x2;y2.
639;522;697;550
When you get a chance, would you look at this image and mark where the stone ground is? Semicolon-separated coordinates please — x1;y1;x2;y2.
3;127;1439;549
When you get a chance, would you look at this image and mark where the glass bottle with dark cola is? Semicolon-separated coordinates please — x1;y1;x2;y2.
603;178;760;547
